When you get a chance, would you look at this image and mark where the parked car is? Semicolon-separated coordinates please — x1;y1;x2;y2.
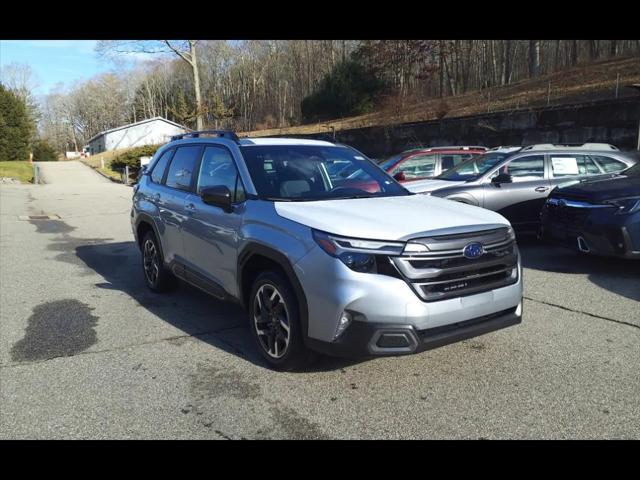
540;159;640;258
378;146;489;183
132;131;523;370
405;144;638;234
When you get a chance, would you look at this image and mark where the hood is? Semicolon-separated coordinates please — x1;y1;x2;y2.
552;174;640;202
274;194;510;241
404;179;466;193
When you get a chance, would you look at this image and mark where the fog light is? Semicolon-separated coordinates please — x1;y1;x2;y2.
334;311;352;339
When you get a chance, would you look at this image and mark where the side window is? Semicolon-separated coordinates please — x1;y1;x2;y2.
165;146;201;191
150;149;173;184
591;155;628;173
551;154;599;177
498;155;545;182
395;154;437;179
197;146;245;203
440;153;473;172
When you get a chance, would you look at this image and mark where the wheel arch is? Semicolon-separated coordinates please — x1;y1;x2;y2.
237;243;309;339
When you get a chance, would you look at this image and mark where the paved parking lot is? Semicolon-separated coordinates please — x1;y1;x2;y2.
1;161;638;439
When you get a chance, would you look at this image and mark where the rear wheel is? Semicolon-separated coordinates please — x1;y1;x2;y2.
142;231;177;292
249;271;312;371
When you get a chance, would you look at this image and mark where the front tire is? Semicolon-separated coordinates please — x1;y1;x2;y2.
249;271;312;371
141;231;177;292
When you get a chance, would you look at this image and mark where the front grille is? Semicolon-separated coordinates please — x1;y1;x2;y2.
391;227;519;302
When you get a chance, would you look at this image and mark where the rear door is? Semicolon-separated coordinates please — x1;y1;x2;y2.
483;154;550;231
159;145;202;265
182;145;245;297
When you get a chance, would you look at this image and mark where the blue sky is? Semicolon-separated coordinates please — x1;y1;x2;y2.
0;40;105;96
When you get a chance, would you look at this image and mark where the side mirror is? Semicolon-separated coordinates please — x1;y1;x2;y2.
492;172;512;185
393;171;406;182
200;185;232;212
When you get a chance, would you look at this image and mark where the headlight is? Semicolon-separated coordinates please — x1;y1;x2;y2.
312;230;404;273
604;197;640;215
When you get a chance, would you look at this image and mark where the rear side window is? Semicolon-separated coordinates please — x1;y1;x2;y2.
591;155;628;173
165;146;201;191
150;149;173;184
551;154;600;177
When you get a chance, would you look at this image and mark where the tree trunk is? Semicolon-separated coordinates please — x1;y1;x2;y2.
190;41;204;130
528;40;540;77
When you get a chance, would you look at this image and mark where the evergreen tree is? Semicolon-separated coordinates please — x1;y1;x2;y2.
0;84;32;161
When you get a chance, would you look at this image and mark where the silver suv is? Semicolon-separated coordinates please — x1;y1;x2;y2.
405;144;638;233
131;131;523;370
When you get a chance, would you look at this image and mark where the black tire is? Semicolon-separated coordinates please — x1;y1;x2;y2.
141;230;177;293
248;271;312;371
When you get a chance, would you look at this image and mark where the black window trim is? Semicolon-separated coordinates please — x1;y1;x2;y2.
194;143;247;205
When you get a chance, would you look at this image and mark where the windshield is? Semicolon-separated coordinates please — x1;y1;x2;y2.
437;152;514;181
240;145;410;201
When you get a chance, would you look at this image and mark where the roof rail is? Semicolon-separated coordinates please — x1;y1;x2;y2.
171;129;240;143
423;146;488;151
521;143;619;152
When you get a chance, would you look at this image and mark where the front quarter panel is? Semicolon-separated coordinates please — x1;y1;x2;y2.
431;186;483;207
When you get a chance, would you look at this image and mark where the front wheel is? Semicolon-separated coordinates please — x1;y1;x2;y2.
248;271;312;371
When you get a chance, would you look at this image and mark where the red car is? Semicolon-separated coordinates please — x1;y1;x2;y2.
380;146;488;182
334;146;488;193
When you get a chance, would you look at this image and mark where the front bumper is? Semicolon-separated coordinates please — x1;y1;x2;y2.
540;202;640;259
306;303;522;358
294;245;524;355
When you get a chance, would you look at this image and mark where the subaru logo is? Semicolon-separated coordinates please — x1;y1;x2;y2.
463;242;484;259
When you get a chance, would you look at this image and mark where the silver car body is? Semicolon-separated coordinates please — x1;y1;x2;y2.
405;144;638;233
132;136;523;356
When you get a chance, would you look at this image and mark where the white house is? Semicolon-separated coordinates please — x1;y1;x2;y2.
84;117;189;154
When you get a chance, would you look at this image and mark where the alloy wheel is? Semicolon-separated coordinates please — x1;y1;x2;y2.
253;284;291;359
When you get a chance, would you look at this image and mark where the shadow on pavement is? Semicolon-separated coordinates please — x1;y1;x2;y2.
74;240;364;372
517;236;640;302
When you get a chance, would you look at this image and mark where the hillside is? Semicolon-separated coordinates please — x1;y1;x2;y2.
243;56;640;137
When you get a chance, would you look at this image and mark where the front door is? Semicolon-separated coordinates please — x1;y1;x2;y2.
483;154;550;232
182;145;245;297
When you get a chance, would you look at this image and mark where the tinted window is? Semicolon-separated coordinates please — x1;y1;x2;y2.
440;153;474;172
150;149;173;184
240;145;408;201
393;154;437;179
591;155;627;173
197;146;245;203
551;154;600;177
498;155;544;181
165;146;201;191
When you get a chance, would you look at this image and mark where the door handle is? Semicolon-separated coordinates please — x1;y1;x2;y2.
535;187;549;192
185;203;196;213
153;193;161;201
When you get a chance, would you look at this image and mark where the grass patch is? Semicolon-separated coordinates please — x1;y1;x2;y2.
80;150;128;182
0;161;34;183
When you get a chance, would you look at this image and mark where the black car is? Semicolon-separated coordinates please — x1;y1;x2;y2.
540;159;640;258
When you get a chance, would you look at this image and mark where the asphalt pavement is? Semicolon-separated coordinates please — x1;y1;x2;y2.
0;161;638;439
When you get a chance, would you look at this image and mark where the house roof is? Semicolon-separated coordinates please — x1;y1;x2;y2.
86;117;189;144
